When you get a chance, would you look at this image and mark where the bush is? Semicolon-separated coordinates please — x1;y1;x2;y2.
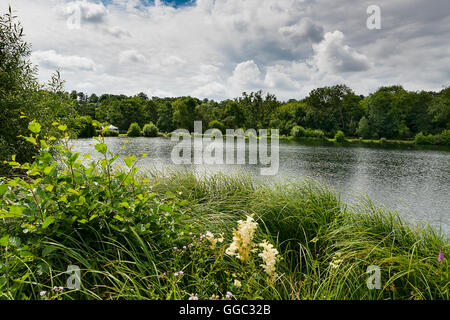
414;132;434;145
127;122;142;137
305;128;325;139
292;125;306;137
334;130;346;142
143;122;159;137
379;137;387;144
440;130;450;146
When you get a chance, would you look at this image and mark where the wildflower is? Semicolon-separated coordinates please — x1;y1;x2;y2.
226;215;258;262
183;246;187;250
258;240;279;284
188;293;198;300
225;292;233;299
39;291;47;296
173;247;177;251
234;279;242;288
438;250;444;262
205;231;219;249
52;286;64;292
210;295;219;300
174;272;178;277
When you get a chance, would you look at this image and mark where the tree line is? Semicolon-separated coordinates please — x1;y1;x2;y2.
70;84;449;141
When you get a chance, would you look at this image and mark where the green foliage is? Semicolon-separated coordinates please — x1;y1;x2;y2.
334;130;346;142
292;125;306;137
142;122;159;137
72;116;96;138
208;120;226;134
414;132;434;145
0;10;75;175
440;130;450;146
357;116;371;139
127;122;142;137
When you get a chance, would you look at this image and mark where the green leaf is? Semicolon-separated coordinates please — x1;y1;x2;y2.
42;216;56;229
114;215;124;222
42;245;58;257
95;143;108;154
0;235;9;246
57;124;67;131
159;204;173;213
0;184;8;196
23;136;36;145
28;121;41;134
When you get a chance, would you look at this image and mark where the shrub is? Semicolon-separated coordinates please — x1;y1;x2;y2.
292;125;306;137
414;132;434;145
127;122;142;137
379;137;387;144
334;130;346;142
306;129;325;139
143;122;159;137
440;129;450;146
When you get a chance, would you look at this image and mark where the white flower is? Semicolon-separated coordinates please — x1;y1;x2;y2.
258;240;279;284
225;215;258;262
234;279;242;287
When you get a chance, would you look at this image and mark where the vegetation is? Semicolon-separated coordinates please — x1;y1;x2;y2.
127;122;142;137
143;122;159;137
0;123;448;300
334;131;346;143
0;9;75;175
70;86;450;146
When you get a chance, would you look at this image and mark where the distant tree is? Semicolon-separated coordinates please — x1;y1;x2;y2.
127;122;142;137
156;102;174;132
356;116;371;139
143;122;159;137
172;97;197;132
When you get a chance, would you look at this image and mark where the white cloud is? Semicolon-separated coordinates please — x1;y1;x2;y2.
59;0;108;24
32;50;96;71
312;31;371;73
229;60;263;89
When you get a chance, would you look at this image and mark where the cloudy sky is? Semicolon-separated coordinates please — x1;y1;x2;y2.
3;0;450;100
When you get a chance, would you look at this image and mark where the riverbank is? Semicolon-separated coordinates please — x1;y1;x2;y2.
115;132;450;152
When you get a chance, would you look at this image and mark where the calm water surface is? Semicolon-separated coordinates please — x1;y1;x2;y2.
71;137;450;234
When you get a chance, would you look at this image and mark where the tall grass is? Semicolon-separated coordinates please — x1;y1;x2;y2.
1;169;449;300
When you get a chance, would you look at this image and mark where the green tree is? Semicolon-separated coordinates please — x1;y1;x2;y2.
143;122;159;137
127;122;142;137
356;116;371;139
172;97;197;132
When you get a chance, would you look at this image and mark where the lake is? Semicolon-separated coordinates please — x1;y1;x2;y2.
71;137;450;234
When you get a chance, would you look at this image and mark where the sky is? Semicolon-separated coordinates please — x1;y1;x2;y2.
3;0;450;101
